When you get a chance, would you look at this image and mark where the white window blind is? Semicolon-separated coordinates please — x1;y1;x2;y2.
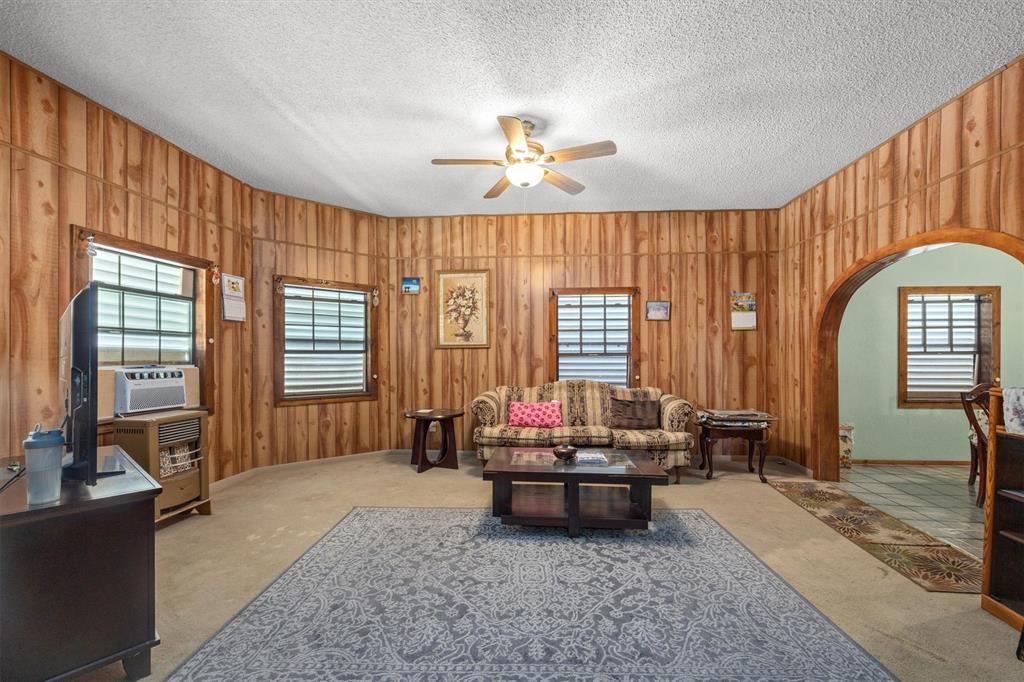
555;293;631;386
282;284;369;397
90;246;195;365
905;293;980;400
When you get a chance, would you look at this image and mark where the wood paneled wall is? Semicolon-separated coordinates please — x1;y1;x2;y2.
387;211;778;451
3;48;1020;480
773;55;1024;470
0;53;392;480
249;192;391;470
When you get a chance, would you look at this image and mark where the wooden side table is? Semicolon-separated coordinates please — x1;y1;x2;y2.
699;424;772;483
404;409;464;473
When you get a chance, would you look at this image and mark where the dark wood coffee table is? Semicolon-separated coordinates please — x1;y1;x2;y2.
482;447;668;537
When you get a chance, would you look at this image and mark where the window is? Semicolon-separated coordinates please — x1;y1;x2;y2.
898;286;1000;408
91;246;196;365
550;288;639;387
274;276;377;403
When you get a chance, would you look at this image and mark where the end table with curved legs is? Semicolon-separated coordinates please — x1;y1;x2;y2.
699;424;772;483
404;409;464;473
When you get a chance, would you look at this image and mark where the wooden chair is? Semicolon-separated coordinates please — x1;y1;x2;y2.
960;382;992;507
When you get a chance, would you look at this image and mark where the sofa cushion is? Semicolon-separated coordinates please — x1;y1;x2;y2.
549;425;613;446
968;407;989;446
608;397;661;429
609;385;664;402
474;426;554;447
554;380;608;426
611;429;693;451
494;381;671;428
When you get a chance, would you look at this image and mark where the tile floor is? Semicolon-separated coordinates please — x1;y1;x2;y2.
838;464;985;558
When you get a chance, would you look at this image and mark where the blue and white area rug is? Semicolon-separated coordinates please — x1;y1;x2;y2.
170;508;894;681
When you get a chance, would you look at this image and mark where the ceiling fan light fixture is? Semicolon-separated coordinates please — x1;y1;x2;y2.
504;162;545;188
433;115;615;198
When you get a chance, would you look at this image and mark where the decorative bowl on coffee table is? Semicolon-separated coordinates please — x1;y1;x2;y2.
552;445;577;462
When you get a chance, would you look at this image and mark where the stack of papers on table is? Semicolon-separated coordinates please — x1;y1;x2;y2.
700;409;776;429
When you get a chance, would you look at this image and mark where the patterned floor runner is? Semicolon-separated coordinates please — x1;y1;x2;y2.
169;507;894;681
770;480;982;593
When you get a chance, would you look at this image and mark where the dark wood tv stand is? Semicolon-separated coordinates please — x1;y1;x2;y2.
0;446;161;680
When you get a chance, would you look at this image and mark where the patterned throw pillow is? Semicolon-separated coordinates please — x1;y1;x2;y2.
608;397;660;429
1005;387;1024;435
508;401;563;428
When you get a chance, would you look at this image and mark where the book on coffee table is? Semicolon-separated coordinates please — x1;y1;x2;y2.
510;451;557;466
575;451;609;465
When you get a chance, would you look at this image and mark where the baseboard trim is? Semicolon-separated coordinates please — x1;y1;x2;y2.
211;449;404;491
850;459;971;466
723;454;811;476
777;457;813;477
211;449;483;491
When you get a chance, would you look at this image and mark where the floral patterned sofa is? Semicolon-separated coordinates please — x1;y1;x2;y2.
470;380;695;482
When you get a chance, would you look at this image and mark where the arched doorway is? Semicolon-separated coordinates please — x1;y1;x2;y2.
810;228;1024;481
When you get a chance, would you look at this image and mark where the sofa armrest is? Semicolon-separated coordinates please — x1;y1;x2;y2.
660;394;695;432
470;390;501;427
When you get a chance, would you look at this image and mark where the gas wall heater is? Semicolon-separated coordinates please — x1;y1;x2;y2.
113;408;211;522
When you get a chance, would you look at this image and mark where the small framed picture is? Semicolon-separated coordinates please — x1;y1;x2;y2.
730;291;757;330
401;277;421;295
646;301;670;321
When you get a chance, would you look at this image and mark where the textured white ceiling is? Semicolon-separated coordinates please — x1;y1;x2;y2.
1;0;1022;216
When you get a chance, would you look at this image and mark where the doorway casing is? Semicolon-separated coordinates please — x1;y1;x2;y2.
809;228;1024;481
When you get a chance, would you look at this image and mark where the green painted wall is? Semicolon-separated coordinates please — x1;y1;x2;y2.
838;244;1024;461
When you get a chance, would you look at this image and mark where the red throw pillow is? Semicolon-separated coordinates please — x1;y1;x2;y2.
508;401;563;428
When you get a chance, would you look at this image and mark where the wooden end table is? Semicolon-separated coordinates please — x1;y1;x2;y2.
699;423;772;483
404;409;463;473
482;447;668;537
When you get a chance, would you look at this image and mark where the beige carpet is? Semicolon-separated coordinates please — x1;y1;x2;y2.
81;452;1020;681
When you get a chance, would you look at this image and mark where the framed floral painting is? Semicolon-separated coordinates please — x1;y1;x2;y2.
435;270;490;348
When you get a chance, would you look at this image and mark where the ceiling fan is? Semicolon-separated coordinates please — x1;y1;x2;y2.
431;116;617;199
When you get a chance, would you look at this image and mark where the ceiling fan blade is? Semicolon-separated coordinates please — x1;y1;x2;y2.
542;169;584;195
484;175;511;199
543;140;617;164
497;115;529;154
431;158;505;165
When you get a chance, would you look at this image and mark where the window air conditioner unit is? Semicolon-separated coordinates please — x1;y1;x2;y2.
114;366;189;415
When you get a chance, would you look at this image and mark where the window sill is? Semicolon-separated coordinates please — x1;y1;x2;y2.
275;392;377;407
898;400;963;410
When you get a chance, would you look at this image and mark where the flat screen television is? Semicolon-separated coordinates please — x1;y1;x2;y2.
58;282;107;485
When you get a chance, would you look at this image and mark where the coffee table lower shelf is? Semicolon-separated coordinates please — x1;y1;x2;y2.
494;483;652;536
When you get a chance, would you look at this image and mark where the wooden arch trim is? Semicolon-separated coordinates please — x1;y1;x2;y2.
810;228;1024;481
